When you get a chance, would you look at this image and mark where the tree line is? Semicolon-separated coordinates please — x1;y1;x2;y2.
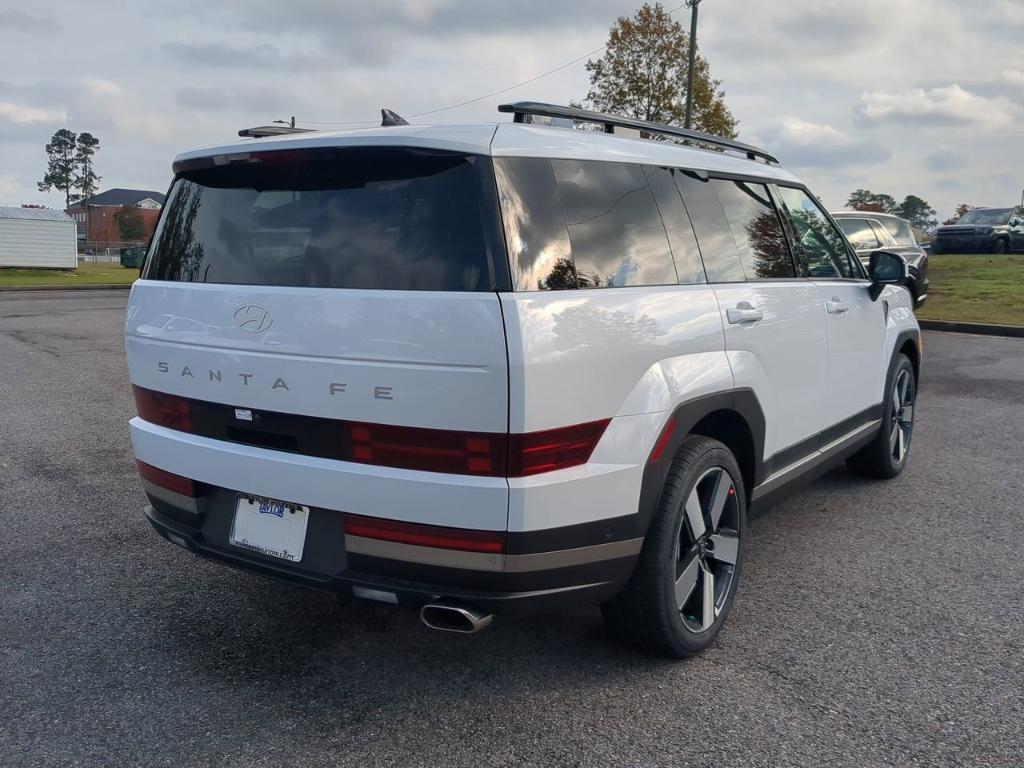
38;129;101;209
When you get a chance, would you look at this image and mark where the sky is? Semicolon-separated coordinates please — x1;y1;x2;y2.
1;0;1022;221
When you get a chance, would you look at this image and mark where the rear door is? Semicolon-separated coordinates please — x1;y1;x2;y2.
127;145;511;528
677;173;828;462
775;186;886;430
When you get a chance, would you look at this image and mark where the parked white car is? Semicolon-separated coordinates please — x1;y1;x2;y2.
126;102;921;657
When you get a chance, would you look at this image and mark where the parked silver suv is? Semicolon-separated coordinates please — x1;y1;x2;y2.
832;211;929;307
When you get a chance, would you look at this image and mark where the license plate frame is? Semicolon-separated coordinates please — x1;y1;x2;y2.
229;495;310;563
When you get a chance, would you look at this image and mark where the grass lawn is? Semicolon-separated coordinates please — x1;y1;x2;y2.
916;254;1023;326
0;262;138;288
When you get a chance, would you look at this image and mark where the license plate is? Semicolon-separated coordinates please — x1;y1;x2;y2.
229;496;309;563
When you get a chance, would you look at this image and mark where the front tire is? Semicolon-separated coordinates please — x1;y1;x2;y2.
848;354;916;479
602;436;746;657
993;238;1009;254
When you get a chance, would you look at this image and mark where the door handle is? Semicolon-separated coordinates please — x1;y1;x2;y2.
726;303;763;324
825;297;849;314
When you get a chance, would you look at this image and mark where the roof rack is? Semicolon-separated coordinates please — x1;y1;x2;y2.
497;101;779;165
238;125;316;139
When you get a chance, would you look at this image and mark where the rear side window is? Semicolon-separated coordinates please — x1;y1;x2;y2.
837;218;881;250
674;174;745;283
644;166;706;284
493;157;576;290
711;179;794;279
146;147;499;291
776;187;858;279
551;159;677;288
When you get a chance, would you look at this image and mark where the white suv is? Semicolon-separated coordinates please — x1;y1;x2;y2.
126;102;920;657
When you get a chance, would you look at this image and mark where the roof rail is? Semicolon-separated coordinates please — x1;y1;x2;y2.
238;125;316;139
497;101;779;165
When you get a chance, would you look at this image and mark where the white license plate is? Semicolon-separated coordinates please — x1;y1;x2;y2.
229;496;310;563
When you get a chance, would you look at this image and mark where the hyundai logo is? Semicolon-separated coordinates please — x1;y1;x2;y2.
234;304;273;333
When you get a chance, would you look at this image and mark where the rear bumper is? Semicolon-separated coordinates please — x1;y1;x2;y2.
143;489;638;611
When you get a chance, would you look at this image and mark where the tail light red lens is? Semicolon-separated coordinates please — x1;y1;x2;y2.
136;460;197;497
648;418;676;464
343;514;505;554
131;386;609;477
507;419;611;477
346;422;508;477
133;386;192;432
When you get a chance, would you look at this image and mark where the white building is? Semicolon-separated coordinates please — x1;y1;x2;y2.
0;206;77;269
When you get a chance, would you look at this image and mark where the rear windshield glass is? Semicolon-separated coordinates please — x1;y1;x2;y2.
145;147;497;291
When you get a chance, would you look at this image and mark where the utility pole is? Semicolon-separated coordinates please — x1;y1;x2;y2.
273;116;297;128
684;0;702;130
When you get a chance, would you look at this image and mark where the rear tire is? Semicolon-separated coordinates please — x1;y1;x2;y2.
602;436;746;658
847;354;916;479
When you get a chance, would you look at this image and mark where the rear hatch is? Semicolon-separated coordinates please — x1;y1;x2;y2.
126;145;511;525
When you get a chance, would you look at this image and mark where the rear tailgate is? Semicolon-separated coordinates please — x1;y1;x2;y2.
126;144;511;531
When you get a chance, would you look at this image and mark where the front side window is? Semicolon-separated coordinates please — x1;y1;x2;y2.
958;208;1012;226
551;159;677;288
776;187;858;279
837;218;881;250
146;147;497;291
712;179;795;279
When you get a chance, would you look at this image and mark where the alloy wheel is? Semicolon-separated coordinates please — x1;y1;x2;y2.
673;466;741;633
890;369;915;464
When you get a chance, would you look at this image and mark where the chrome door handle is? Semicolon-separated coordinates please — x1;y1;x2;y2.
726;304;763;324
825;298;849;314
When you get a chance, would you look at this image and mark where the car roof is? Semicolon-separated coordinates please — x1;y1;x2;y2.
173;122;802;185
830;211;910;223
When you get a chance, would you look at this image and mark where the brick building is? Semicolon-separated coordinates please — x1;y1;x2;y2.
66;188;166;249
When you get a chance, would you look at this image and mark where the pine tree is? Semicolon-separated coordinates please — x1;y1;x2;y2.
37;129;78;208
75;133;101;203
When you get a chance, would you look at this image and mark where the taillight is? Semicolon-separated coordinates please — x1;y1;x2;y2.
346;422;507;477
343;514;505;554
136;460;197;497
507;419;610;477
133;386;192;432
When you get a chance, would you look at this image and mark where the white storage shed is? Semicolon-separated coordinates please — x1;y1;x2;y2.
0;206;77;268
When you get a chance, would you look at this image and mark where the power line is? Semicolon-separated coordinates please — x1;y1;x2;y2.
295;2;689;127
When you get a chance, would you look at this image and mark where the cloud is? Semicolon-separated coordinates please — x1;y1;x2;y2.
175;85;286;113
1001;69;1024;86
161;41;330;70
760;118;891;168
0;174;20;203
858;84;1023;130
923;147;965;172
79;78;172;142
0;101;66;124
0;11;60;33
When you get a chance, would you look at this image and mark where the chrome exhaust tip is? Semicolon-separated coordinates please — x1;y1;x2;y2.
420;602;493;634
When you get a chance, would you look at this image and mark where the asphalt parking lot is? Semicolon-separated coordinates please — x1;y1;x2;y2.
2;289;1022;767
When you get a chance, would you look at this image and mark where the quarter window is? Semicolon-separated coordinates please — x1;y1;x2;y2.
493;157;575;291
551;159;677;288
711;179;795;279
776;187;858;279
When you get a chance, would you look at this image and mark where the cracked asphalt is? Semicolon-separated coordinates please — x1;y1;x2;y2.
2;289;1022;767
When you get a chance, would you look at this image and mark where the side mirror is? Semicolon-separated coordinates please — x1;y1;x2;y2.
867;250;909;301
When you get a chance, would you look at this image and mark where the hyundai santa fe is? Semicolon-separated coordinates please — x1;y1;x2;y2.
127;102;921;657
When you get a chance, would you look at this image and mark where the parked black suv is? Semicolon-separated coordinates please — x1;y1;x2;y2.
931;207;1024;254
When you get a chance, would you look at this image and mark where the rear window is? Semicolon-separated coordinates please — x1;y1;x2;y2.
711;179;795;279
145;147;500;291
674;174;746;283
